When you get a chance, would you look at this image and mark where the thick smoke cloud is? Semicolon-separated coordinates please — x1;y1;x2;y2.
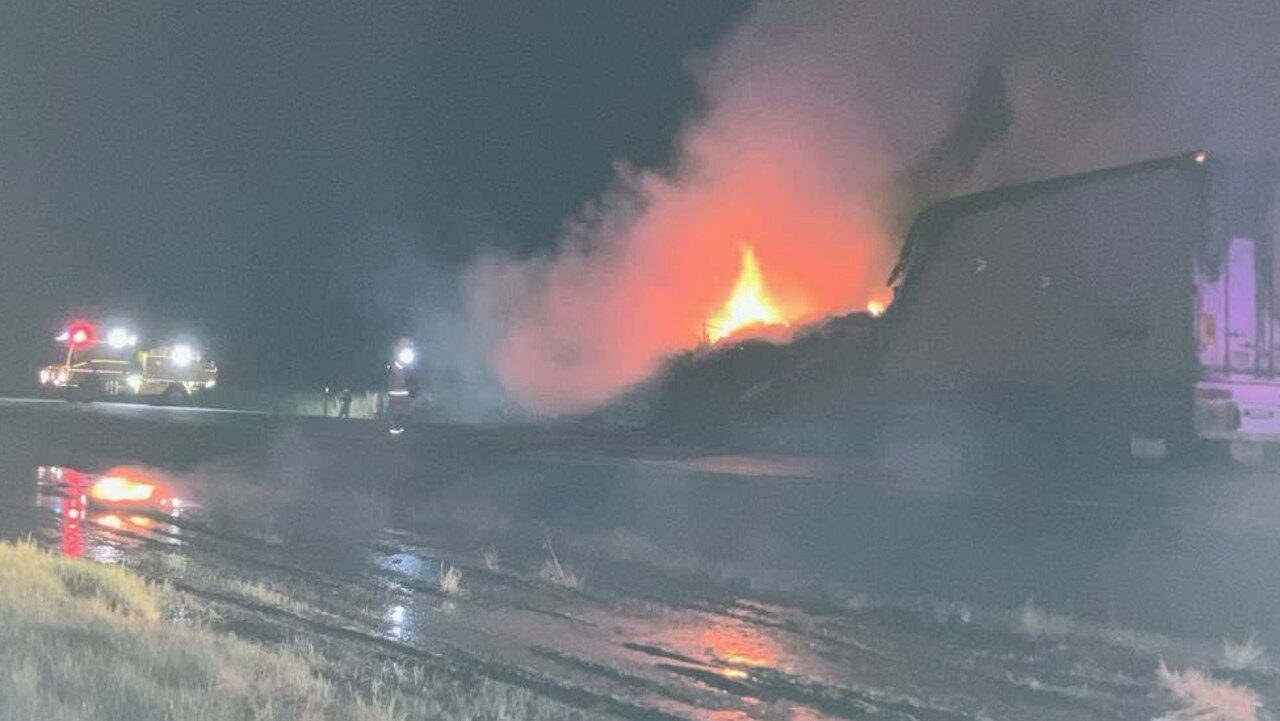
471;0;1280;414
318;105;511;422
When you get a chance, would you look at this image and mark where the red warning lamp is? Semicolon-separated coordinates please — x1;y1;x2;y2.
62;321;95;349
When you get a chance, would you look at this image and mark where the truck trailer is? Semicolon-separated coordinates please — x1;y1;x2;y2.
880;151;1279;461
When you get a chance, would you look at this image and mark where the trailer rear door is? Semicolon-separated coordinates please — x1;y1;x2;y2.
1226;237;1260;373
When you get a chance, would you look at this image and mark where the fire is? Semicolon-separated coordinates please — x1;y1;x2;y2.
474;97;896;412
706;245;787;343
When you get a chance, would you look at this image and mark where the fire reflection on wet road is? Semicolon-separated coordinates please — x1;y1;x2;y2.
35;465;187;561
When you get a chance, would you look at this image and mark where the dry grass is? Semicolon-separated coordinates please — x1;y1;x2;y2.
1015;597;1072;638
1157;661;1263;721
482;549;499;572
438;564;464;596
0;541;350;721
0;541;591;721
1222;634;1269;672
174;565;312;615
0;539;160;622
537;540;581;589
353;659;587;721
222;576;311;613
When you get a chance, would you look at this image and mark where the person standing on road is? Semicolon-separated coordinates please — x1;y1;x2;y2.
338;387;353;419
386;338;420;435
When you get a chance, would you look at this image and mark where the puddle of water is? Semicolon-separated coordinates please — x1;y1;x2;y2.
660;614;782;673
26;465;189;561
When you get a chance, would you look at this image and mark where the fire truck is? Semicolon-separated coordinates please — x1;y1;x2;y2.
38;321;218;404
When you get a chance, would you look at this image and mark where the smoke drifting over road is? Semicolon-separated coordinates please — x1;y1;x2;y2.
472;0;1280;414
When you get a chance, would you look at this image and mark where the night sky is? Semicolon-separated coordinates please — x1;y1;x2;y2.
0;2;749;393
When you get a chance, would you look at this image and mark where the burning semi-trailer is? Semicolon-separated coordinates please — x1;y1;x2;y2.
648;151;1280;461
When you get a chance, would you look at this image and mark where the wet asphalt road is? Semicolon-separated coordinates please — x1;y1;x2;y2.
1;398;1278;720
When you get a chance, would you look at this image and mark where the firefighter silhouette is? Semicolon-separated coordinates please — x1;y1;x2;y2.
386;338;420;434
338;387;353;419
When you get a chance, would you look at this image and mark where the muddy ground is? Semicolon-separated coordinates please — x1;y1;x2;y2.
1;398;1277;720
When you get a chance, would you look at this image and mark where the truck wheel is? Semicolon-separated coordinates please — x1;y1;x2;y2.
162;385;187;406
73;378;102;404
1129;433;1168;462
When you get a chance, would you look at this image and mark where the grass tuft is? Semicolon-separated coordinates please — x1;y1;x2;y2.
537;539;581;589
1222;634;1268;672
1015;597;1072;639
0;540;159;622
438;564;464;596
1157;661;1263;721
482;549;499;572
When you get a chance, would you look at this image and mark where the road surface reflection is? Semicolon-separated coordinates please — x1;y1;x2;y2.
36;465;186;560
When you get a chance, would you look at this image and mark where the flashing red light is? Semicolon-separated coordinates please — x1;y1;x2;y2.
64;321;95;349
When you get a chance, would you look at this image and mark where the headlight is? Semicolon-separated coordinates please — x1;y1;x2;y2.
126;374;142;392
107;328;137;349
39;369;50;385
204;378;216;389
171;345;194;366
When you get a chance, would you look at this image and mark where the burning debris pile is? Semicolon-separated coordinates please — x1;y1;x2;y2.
649;306;883;448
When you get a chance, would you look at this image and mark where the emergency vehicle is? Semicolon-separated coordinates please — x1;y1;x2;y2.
38;321;217;404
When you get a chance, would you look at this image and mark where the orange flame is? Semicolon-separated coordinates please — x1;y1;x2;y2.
706;245;787;343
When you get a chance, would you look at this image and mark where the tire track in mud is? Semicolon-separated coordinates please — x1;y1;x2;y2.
336;530;1163;720
45;512;721;720
171;579;698;721
75;511;975;720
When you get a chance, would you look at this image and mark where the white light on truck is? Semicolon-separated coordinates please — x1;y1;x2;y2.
107;328;137;349
126;374;142;392
171;345;194;366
